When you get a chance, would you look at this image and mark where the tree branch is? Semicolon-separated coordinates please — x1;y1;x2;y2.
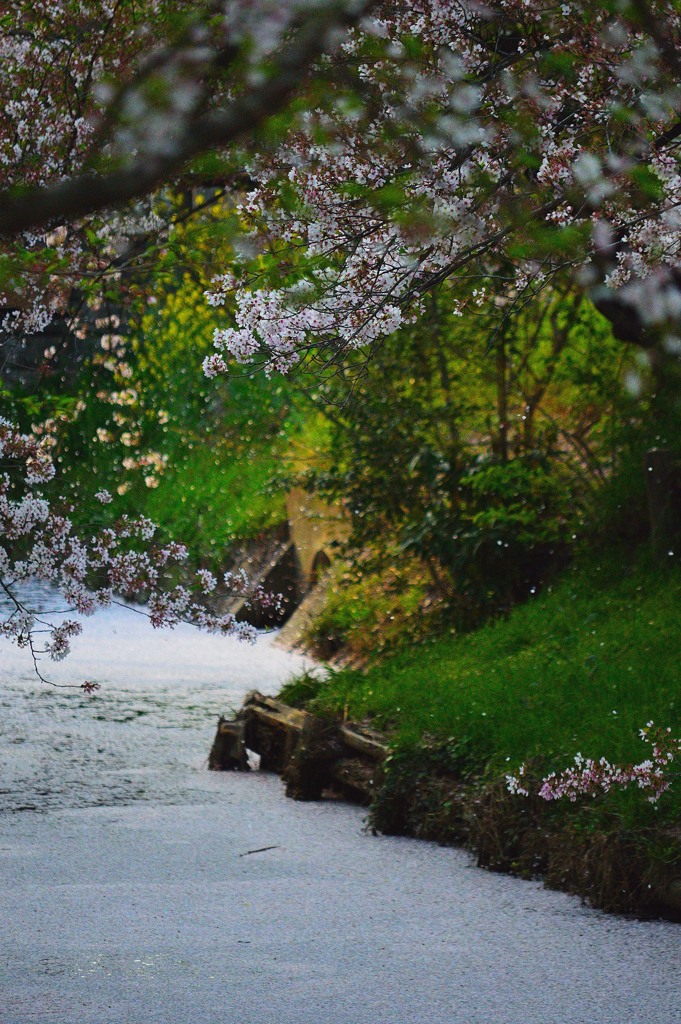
0;1;369;237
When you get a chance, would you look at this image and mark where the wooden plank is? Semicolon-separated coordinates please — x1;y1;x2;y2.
242;691;309;730
339;724;388;762
329;757;380;802
246;705;305;735
209;690;390;799
209;717;249;771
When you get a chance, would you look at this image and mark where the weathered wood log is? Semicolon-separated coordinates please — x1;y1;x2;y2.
209;690;389;802
284;715;345;800
241;691;309;772
208;716;250;771
329;757;381;803
242;692;308;736
339;723;388;762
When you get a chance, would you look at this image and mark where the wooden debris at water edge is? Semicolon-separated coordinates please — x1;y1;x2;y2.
208;690;388;803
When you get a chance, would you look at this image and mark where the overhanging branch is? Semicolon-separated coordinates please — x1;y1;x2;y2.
0;1;369;237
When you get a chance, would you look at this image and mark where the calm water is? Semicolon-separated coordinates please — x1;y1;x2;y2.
2;588;681;1024
0;583;313;813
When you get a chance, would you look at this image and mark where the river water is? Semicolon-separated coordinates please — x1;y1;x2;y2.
0;584;313;815
0;587;680;1024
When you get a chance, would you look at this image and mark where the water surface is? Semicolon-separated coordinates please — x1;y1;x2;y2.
1;586;679;1024
0;584;312;813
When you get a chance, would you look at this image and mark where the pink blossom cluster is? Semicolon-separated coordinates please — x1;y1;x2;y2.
0;420;270;690
0;2;680;352
0;0;320;334
200;1;681;374
507;723;681;805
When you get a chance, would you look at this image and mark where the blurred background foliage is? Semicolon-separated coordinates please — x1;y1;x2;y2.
294;275;662;652
1;197;677;639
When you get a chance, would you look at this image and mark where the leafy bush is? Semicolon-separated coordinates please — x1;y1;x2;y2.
304;280;626;629
300;557;438;660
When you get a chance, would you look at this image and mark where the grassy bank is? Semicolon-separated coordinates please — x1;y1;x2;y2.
281;550;681;915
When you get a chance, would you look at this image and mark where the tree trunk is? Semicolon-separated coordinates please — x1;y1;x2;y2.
496;335;509;462
644;448;679;561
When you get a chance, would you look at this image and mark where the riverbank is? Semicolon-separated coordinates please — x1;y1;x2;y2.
4;595;681;1023
6;776;681;1024
276;550;681;918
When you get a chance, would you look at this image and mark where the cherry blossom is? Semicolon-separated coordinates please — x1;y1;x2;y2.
201;1;681;372
0;419;279;689
507;723;681;805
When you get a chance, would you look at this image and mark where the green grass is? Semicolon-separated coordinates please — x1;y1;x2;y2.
301;550;681;804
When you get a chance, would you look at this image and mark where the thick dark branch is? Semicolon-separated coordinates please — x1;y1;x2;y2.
0;2;367;237
653;118;681;152
630;0;681;80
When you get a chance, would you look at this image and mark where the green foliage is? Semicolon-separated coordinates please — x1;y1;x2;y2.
368;738;475;844
278;669;329;709
13;225;309;566
99;272;300;564
305;280;625;626
508;224;591;261
301;557;436;660
461;456;573;547
399;451;578;624
589;355;681;546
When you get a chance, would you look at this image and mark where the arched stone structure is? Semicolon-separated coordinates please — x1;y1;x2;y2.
231;489;348;629
286;487;347;592
310;548;332;585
